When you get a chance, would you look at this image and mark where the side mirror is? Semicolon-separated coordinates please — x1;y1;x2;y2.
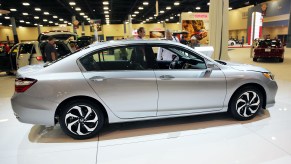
206;63;215;69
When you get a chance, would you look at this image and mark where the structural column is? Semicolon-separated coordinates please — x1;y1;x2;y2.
72;16;77;34
37;25;41;35
209;0;229;60
128;14;132;38
81;22;85;36
10;17;19;44
286;1;291;47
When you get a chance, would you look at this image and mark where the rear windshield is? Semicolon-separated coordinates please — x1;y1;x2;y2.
43;46;88;67
258;40;282;48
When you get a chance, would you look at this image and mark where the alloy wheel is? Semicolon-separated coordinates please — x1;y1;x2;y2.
235;91;260;118
65;105;99;135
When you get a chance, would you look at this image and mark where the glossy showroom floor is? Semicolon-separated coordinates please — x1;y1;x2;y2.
1;48;291;164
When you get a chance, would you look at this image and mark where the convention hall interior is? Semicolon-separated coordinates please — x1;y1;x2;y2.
1;0;291;163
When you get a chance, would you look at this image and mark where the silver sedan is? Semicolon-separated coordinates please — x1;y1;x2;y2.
11;40;277;139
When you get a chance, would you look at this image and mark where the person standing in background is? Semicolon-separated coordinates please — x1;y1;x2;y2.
44;36;57;62
135;27;146;40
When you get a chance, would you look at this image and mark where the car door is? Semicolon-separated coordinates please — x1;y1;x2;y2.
0;44;19;71
80;45;158;119
153;45;227;116
17;44;33;69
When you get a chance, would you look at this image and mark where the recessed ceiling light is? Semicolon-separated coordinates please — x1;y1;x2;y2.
0;23;2;25
165;19;169;21
75;7;81;11
10;9;17;11
174;2;180;6
161;21;164;23
26;22;30;24
160;10;164;13
43;19;48;22
84;15;88;18
35;8;41;11
23;13;28;15
20;20;24;22
134;11;139;14
39;24;43;26
138;7;144;10
103;6;109;10
188;11;192;13
59;18;64;21
166;6;171;10
207;2;210;6
170;16;174;19
154;14;157;17
103;1;109;5
53;16;58;18
64;21;68;23
44;12;49;15
34;23;38;26
9;24;12;27
157;21;160;24
87;18;90;20
55;23;59;25
69;2;76;6
23;2;30;6
104;11;109;14
196;7;201;10
105;15;109;17
146;19;149;21
149;17;153;19
5;17;10;19
177;14;180;16
68;23;72;25
105;17;109;20
132;14;136;17
49;21;53;24
143;2;149;5
80;13;85;15
229;7;233;10
176;22;180;24
34;16;39;19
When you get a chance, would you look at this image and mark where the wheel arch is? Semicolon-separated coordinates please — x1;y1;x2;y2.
228;83;267;110
54;96;109;125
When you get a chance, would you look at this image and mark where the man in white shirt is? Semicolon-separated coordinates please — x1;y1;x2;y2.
157;29;179;61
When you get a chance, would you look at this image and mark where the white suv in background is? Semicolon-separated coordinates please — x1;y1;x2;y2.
0;31;77;75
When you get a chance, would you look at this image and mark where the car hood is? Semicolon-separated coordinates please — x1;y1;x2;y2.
222;61;269;72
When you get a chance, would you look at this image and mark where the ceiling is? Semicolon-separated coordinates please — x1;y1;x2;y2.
0;0;270;27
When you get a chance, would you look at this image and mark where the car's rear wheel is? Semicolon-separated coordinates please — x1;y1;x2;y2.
229;87;263;120
59;100;104;139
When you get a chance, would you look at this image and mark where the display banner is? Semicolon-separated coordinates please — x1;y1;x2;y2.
248;12;263;45
181;12;209;44
90;19;102;32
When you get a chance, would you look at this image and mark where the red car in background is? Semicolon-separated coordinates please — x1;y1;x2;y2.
253;39;284;62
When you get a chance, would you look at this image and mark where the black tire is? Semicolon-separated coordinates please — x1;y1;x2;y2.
229;87;263;121
231;42;234;46
59;100;104;139
279;58;284;62
253;57;258;62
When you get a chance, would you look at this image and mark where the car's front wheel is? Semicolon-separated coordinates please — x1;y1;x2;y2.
59;100;104;139
229;87;263;120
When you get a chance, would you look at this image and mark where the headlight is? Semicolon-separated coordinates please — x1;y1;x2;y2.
263;72;274;80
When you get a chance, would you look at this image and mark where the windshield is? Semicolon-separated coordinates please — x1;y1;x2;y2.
258;40;282;48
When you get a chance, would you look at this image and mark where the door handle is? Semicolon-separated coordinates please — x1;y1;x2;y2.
89;76;106;82
160;75;175;80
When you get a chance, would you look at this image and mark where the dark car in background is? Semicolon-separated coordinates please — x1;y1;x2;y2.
253;39;284;62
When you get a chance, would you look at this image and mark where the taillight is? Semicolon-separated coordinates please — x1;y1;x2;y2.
36;56;43;61
15;78;37;93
